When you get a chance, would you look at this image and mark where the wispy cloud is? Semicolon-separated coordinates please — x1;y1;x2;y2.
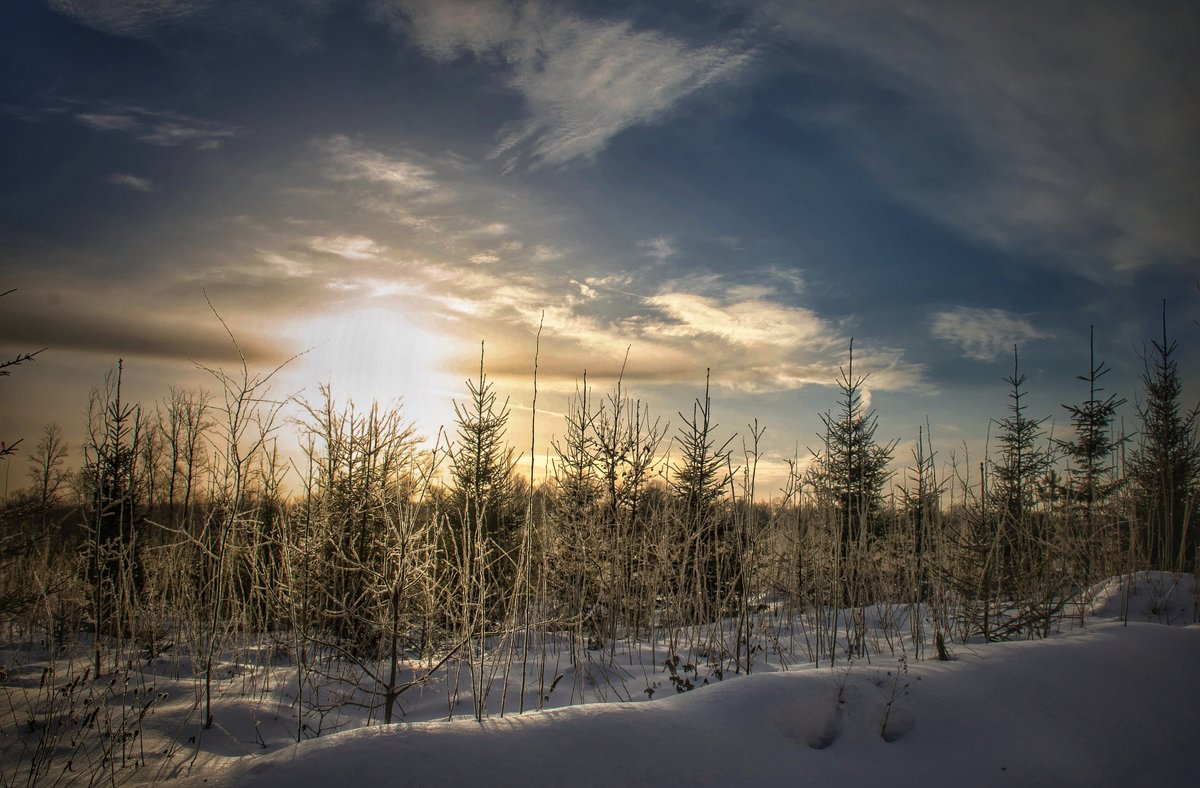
758;1;1200;277
931;306;1046;362
385;0;755;167
638;237;676;263
77;113;140;132
44;0;336;48
74;105;240;149
307;235;387;261
108;173;153;192
45;0;211;40
317;134;441;196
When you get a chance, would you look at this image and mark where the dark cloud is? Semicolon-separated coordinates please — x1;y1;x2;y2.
2;290;284;365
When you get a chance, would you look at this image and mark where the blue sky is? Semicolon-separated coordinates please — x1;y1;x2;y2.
2;0;1198;493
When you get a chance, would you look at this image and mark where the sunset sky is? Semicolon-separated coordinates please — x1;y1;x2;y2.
2;0;1198;495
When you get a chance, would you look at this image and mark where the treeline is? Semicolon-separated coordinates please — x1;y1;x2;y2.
1;310;1198;726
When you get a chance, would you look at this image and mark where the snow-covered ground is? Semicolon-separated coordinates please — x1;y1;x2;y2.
3;573;1197;786
215;622;1198;788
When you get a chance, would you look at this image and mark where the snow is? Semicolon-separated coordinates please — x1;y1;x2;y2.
5;574;1197;787
207;574;1199;788
1085;570;1198;624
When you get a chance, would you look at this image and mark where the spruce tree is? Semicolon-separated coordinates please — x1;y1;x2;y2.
1058;327;1126;518
1128;303;1199;570
809;341;896;535
671;371;734;614
986;346;1054;596
989;346;1053;527
449;345;518;607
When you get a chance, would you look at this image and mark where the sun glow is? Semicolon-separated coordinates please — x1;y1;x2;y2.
280;306;461;439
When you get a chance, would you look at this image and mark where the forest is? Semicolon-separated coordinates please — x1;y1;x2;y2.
1;303;1197;786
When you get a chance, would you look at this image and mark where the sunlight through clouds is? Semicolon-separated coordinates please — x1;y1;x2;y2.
280;306;459;436
469;271;925;398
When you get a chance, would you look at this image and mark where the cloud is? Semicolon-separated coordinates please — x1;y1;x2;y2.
259;252;310;278
386;0;755;167
3;284;282;364
307;235;387;261
77;113;141;132
74;105;240;149
470;268;925;396
757;0;1200;277
45;0;211;39
639;286;922;394
931;306;1046;362
317;134;441;196
638;237;676;263
44;0;337;48
108;173;154;192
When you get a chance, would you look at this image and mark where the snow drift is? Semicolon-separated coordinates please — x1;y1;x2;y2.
211;617;1199;786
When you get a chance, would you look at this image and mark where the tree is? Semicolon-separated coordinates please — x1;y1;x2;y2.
809;340;897;534
902;423;943;602
82;360;147;659
548;371;664;651
299;385;419;652
26;422;69;515
1055;327;1126;579
1057;327;1126;517
989;346;1054;528
158;386;212;530
1128;303;1200;570
448;345;519;610
670;370;733;617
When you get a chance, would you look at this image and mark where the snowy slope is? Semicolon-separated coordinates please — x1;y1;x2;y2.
209;621;1199;788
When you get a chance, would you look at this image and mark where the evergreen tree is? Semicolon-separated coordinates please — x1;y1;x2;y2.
989;346;1054;527
671;371;731;524
449;345;519;605
82;360;147;645
809;341;896;534
983;346;1055;604
551;377;600;524
1057;326;1125;518
670;371;734;613
1128;304;1200;570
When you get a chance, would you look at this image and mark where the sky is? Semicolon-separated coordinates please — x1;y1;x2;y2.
1;0;1198;496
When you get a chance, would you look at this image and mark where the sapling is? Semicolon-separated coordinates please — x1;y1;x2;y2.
877;651;911;742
